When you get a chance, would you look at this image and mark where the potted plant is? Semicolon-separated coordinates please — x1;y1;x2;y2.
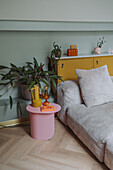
94;37;106;55
51;42;62;59
0;57;63;109
49;42;62;73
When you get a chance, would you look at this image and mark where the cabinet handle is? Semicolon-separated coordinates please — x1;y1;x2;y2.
61;63;64;68
96;60;98;65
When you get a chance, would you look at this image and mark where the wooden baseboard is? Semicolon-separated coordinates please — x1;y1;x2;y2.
0;117;30;128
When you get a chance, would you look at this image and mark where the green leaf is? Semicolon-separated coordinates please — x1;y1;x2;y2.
54;76;63;81
10;63;22;73
0;65;9;69
0;82;10;86
0;83;7;86
38;64;44;72
40;70;46;76
40;79;49;87
34;67;37;73
45;71;54;74
9;96;13;109
10;67;20;73
1;74;16;81
21;73;27;80
26;69;34;74
10;63;18;69
17;102;22;116
26;62;33;65
35;79;41;88
28;81;35;90
26;64;33;70
18;78;26;83
33;57;38;69
48;74;63;81
51;78;56;89
27;79;32;85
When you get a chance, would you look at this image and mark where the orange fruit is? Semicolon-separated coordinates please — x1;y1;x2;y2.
44;95;49;100
43;101;49;106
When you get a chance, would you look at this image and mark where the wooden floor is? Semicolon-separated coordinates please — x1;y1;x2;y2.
0;118;109;170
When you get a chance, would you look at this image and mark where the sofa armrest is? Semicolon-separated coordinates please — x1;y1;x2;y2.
57;80;82;125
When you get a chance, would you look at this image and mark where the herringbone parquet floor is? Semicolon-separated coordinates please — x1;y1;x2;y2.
0;118;109;170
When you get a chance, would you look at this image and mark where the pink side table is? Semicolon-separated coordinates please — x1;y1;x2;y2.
26;103;61;140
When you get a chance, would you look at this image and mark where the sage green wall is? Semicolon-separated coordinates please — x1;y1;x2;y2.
1;30;113;122
0;32;51;66
0;0;113;22
1;0;113;122
50;31;113;54
0;31;51;99
1;30;113;100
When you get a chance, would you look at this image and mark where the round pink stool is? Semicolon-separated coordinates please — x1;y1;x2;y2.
26;103;61;140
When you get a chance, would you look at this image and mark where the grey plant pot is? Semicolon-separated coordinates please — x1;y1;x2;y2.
20;84;31;100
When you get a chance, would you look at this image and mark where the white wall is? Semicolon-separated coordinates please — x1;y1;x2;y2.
0;0;113;22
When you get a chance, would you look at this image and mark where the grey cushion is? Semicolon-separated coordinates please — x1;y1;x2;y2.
57;80;82;125
76;65;113;107
67;102;113;162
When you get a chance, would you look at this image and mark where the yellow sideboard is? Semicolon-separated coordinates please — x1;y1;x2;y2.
94;56;113;75
58;57;93;81
49;55;113;83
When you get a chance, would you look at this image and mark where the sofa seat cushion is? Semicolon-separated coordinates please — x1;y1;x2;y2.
67;102;113;161
105;139;113;170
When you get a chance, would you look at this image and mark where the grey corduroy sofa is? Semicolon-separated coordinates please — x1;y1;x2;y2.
57;79;113;170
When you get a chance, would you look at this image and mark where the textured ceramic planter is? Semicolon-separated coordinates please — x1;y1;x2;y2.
94;47;101;55
20;84;31;100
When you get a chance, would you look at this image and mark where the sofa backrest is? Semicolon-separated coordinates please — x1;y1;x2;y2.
57;76;113;106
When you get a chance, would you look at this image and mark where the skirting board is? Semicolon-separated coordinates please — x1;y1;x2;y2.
0;117;30;128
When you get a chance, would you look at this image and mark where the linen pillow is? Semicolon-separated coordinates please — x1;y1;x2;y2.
76;65;113;107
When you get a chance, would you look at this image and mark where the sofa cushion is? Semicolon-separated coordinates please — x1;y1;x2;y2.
57;80;82;125
76;65;113;107
67;102;113;162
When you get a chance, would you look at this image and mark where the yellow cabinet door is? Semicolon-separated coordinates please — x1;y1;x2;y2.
94;56;113;75
58;57;93;82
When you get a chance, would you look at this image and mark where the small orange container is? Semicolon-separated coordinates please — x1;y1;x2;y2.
67;45;78;56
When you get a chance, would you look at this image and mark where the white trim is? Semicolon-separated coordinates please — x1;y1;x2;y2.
0;20;113;31
60;53;113;59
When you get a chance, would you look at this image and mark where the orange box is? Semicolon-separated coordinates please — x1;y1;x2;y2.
67;45;78;56
40;105;55;112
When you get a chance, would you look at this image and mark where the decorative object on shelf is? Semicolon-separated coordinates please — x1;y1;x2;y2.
48;43;63;99
109;48;113;54
40;105;55;112
44;85;48;95
94;37;106;55
30;84;42;107
94;47;101;55
43;95;49;106
97;37;106;48
49;42;62;72
51;42;62;59
0;57;62;110
67;45;78;56
43;86;49;106
40;88;45;99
